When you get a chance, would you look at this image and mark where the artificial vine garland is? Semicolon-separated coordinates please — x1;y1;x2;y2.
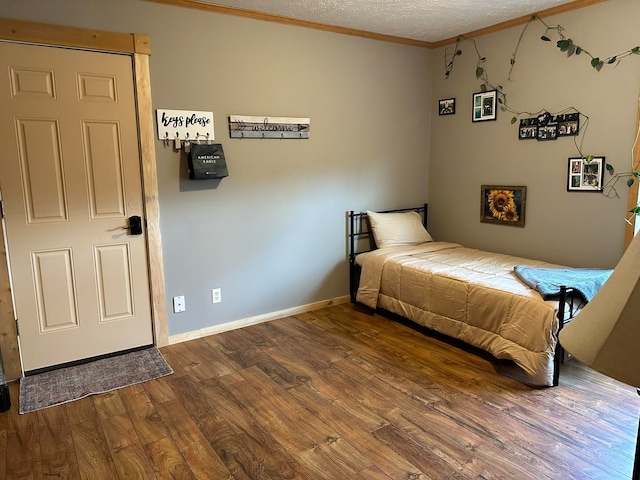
445;15;640;120
444;14;640;204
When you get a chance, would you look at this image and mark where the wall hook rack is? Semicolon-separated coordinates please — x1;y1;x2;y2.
156;109;215;149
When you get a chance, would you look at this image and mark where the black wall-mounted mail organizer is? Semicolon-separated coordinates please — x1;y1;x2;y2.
188;143;228;180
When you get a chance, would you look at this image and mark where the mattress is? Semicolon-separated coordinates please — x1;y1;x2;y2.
356;242;564;386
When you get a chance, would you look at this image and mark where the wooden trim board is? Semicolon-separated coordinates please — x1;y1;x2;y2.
624;92;640;250
168;296;351;345
431;0;607;48
144;0;431;48
0;17;151;53
134;53;169;347
144;0;605;48
0;212;20;381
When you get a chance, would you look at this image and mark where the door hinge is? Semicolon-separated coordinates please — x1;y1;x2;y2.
0;200;4;219
15;319;19;336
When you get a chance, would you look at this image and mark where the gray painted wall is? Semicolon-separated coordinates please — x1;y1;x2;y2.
0;0;432;335
429;0;640;269
3;0;637;339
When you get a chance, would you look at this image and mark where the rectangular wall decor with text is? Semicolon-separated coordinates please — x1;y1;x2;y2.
156;109;215;142
229;115;310;139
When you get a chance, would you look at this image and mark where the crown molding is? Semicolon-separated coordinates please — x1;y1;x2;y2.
144;0;606;49
144;0;433;48
430;0;607;48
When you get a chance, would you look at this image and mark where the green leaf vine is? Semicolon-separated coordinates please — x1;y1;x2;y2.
444;14;640;198
537;15;640;72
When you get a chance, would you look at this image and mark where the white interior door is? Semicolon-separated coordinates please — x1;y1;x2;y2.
0;41;153;372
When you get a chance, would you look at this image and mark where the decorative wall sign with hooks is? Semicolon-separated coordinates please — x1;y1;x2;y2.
229;115;310;139
156;109;215;148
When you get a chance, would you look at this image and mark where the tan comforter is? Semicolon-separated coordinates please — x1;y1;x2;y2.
356;242;563;386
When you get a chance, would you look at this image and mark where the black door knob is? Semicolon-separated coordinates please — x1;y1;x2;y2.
129;215;142;235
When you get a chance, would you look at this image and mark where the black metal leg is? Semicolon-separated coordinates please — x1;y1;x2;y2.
553;286;568;387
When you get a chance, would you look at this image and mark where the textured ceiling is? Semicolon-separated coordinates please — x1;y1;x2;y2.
200;0;579;43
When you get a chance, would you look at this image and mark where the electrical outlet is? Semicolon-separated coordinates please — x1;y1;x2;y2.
173;295;186;313
212;288;222;304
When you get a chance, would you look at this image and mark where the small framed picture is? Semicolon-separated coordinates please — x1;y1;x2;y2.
439;98;455;116
480;185;526;227
537;123;558;141
518;118;538;140
557;113;580;137
537;111;553;126
567;156;605;191
472;90;497;122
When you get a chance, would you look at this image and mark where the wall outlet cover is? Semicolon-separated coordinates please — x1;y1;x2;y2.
212;288;221;304
173;295;186;313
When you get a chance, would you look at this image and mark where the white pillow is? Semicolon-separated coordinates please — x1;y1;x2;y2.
366;210;433;248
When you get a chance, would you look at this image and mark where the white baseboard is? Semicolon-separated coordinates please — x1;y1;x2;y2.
167;295;350;345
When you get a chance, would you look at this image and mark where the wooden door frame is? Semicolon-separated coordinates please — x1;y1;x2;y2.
0;18;168;380
624;93;640;250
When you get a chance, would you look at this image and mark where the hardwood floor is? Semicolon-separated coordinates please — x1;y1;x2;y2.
1;303;637;479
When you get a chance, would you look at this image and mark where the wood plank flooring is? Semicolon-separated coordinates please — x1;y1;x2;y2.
1;303;637;479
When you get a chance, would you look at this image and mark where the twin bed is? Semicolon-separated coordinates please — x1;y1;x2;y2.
348;205;589;387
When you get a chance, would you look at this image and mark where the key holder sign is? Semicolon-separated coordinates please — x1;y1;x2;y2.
156;109;215;146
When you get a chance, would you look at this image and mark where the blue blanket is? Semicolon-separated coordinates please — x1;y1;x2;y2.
513;265;613;302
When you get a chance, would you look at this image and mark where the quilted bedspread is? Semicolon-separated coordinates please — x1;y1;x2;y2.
356;242;564;386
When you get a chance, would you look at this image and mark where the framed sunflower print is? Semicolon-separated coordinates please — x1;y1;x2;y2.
480;185;526;227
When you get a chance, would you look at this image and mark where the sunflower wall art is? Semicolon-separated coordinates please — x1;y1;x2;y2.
480;185;526;227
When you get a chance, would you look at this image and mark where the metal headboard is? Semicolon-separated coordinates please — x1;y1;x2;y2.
348;203;428;302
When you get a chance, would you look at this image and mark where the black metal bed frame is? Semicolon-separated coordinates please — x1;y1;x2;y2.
347;204;580;387
348;204;428;303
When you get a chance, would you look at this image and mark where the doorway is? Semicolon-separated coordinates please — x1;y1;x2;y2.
0;18;168;379
0;42;155;372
